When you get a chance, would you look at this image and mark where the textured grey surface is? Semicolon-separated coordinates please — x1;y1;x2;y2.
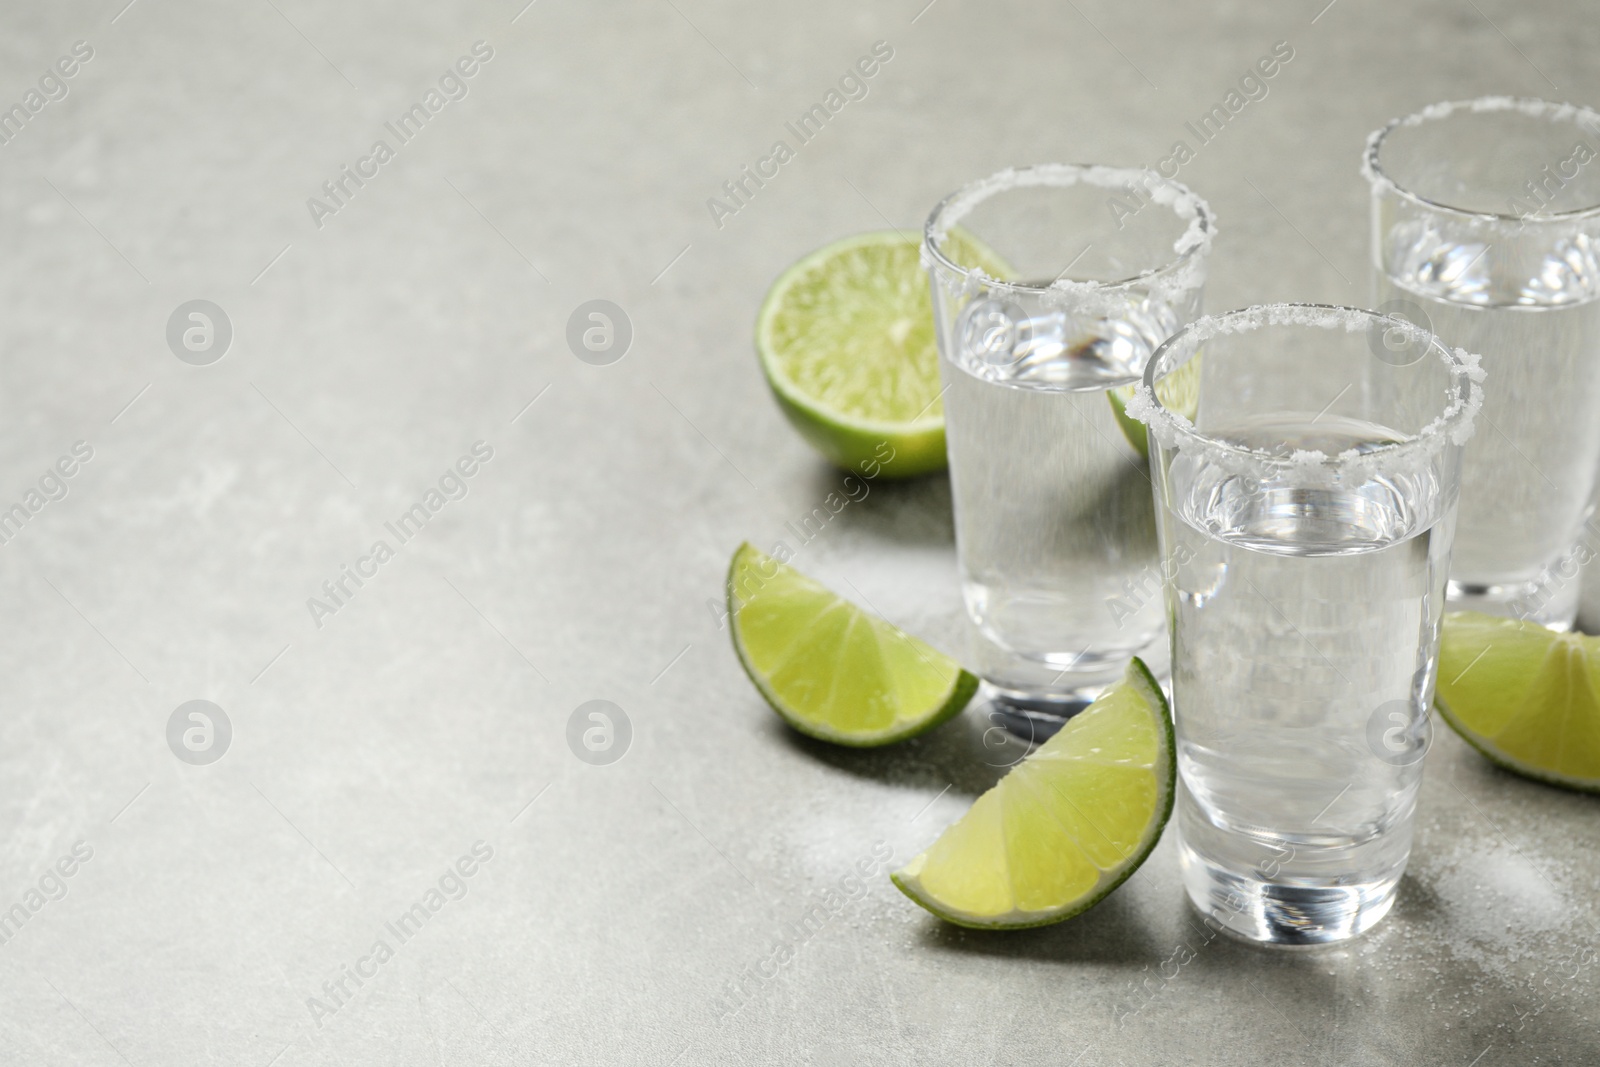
0;1;1596;1064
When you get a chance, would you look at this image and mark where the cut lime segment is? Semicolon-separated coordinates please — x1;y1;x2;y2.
755;230;1009;478
726;543;977;746
1111;351;1202;459
892;659;1174;928
1435;611;1600;792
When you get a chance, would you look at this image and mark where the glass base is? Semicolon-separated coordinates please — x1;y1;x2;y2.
983;685;1102;743
974;635;1171;743
1179;840;1399;945
1448;575;1578;631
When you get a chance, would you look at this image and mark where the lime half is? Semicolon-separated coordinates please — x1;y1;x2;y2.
892;659;1174;928
726;543;977;746
756;230;1008;478
1435;611;1600;792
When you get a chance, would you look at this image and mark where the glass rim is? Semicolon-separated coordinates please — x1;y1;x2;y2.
1131;303;1483;476
921;162;1215;295
1362;96;1600;223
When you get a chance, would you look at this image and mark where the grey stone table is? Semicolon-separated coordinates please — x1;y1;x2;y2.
0;0;1595;1064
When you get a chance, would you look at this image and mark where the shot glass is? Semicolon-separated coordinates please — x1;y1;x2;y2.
1129;304;1482;945
923;164;1214;741
1365;97;1600;628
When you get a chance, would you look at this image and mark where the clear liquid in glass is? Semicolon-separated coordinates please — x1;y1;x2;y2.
1163;413;1451;942
1376;225;1600;626
940;293;1179;711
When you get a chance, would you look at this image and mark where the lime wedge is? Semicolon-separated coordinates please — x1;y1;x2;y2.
1111;351;1202;459
755;230;1009;478
892;659;1174;928
1435;611;1600;792
726;543;978;746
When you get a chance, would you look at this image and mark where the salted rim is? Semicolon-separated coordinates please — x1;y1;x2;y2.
1362;96;1600;223
921;163;1215;300
1126;303;1484;483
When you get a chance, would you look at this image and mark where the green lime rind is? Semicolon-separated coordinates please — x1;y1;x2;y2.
1436;702;1600;793
755;229;1009;479
726;542;978;747
891;658;1175;929
1435;611;1600;794
763;387;949;481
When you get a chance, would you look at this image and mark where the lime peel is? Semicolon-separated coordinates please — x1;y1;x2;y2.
1435;610;1600;793
755;230;1008;478
891;659;1175;929
727;543;977;747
